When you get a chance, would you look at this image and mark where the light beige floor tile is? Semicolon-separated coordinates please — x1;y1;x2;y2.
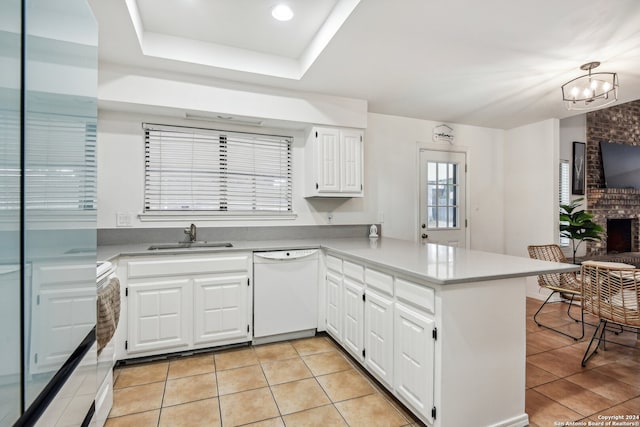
159;398;220;427
270;378;330;415
290;336;336;356
216;364;268;395
335;394;407;427
316;369;376;402
114;361;168;388
110;382;165;417
168;353;215;379
242;417;285;427
282;404;347;427
214;347;258;371
163;372;217;406
105;409;160;427
254;342;298;362
219;387;280;427
302;351;352;376
262;358;312;385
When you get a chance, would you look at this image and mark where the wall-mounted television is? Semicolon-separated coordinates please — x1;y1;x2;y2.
600;140;640;189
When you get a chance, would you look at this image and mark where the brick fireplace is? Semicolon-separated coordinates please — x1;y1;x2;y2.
585;99;640;258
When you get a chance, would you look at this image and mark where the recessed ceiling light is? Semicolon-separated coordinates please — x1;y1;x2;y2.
272;4;294;21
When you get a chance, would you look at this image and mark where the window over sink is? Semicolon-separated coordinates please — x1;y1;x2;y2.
143;123;293;217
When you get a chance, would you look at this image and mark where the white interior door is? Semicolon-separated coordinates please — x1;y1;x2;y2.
419;149;467;247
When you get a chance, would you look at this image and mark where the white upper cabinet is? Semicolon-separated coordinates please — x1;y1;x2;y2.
306;126;364;197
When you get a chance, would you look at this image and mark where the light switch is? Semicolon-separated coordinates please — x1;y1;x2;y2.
116;212;133;227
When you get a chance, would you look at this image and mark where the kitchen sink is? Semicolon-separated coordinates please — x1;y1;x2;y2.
147;242;233;250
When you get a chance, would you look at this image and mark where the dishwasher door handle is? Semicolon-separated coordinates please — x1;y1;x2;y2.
253;249;318;261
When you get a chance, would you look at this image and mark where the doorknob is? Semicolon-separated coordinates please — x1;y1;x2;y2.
421;233;428;239
421;224;426;229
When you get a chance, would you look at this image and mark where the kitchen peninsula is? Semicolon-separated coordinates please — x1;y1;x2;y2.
98;237;577;427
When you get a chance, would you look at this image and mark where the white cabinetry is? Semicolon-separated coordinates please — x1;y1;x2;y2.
363;269;394;388
127;278;190;354
305;126;364;197
342;260;364;361
122;252;251;357
322;251;436;426
325;255;343;341
29;262;94;374
394;278;436;424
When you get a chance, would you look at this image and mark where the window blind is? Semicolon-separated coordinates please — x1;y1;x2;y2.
144;124;292;214
0;107;97;213
559;160;570;246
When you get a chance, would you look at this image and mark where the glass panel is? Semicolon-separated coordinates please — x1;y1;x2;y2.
24;0;97;409
0;0;23;424
427;161;460;230
427;162;437;184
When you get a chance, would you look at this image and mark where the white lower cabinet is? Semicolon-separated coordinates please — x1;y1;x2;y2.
363;288;394;388
127;278;191;354
342;277;364;360
394;301;435;423
122;252;252;357
325;270;343;340
323;252;436;426
193;273;249;345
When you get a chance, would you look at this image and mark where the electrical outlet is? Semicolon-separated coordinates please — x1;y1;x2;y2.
377;211;384;223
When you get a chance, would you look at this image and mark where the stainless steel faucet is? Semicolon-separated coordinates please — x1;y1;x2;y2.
184;223;197;242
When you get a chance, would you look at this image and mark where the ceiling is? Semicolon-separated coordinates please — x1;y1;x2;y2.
88;0;640;129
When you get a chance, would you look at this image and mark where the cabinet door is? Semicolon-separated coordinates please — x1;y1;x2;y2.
340;130;363;193
394;302;435;423
325;270;342;341
342;277;364;360
364;289;393;387
193;273;249;345
315;128;341;193
128;278;191;354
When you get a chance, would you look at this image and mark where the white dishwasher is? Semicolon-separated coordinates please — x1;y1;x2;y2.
253;249;319;344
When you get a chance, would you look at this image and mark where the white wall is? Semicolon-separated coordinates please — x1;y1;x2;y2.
503;119;560;298
559;114;587;258
97;108;505;254
365;113;505;253
96;110;376;229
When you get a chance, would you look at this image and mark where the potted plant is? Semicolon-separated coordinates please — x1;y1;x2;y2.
559;198;604;264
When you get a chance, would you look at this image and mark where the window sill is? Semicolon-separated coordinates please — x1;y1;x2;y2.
138;211;298;222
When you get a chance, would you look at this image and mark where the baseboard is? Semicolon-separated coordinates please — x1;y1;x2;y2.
487;413;529;427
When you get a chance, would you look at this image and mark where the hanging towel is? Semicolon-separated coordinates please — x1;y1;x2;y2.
97;277;121;354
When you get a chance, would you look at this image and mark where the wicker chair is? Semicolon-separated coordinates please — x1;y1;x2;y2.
580;261;640;366
527;244;584;340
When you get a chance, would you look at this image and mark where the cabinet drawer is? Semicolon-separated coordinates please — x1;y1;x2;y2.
325;254;342;273
343;260;364;282
128;254;249;279
365;268;393;296
395;278;435;314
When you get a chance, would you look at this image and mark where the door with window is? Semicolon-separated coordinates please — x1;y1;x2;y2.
419;150;467;247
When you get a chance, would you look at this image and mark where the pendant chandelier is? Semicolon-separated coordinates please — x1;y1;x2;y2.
561;61;618;111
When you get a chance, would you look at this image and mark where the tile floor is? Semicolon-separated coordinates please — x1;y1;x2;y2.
106;336;420;427
525;297;640;426
106;297;640;427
